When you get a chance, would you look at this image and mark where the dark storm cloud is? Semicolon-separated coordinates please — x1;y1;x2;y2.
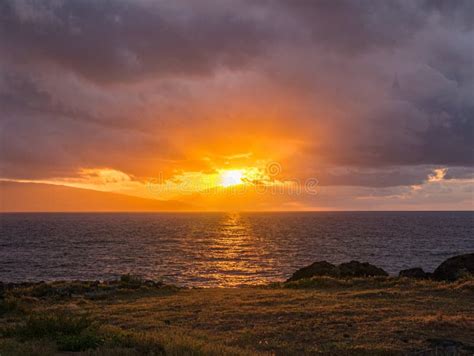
269;0;474;168
275;0;426;52
310;165;474;188
0;0;473;187
0;71;177;179
0;0;269;83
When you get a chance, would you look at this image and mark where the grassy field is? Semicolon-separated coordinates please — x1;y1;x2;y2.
0;276;473;355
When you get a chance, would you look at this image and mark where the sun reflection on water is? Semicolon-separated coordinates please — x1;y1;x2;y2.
202;212;271;287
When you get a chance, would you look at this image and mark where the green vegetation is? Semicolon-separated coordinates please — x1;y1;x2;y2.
10;312;101;351
0;297;18;316
0;276;473;355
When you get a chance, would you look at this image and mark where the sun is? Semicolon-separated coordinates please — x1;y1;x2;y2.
220;170;244;187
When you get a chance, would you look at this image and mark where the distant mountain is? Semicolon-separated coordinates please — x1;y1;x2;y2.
0;181;193;212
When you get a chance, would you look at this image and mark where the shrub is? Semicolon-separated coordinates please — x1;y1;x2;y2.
56;331;102;351
13;311;102;351
0;297;18;316
119;274;144;289
28;283;56;298
17;313;91;338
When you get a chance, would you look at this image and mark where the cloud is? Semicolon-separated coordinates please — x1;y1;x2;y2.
428;168;448;182
0;0;473;200
0;0;270;83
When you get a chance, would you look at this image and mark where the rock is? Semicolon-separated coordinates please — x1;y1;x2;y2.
287;260;388;281
287;261;338;282
399;267;428;279
432;253;474;281
338;261;388;277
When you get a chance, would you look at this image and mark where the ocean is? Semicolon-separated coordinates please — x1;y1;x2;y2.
0;211;472;287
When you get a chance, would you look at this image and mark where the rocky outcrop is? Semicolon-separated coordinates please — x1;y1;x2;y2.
287;253;474;283
287;261;338;282
399;268;428;279
287;260;387;282
432;253;474;281
338;261;388;278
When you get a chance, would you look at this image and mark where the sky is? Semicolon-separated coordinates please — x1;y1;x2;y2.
0;0;473;211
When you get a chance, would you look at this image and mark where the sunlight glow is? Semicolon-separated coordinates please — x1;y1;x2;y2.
220;170;244;187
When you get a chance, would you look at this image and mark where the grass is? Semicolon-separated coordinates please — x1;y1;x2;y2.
0;276;473;355
0;297;19;316
10;312;102;351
